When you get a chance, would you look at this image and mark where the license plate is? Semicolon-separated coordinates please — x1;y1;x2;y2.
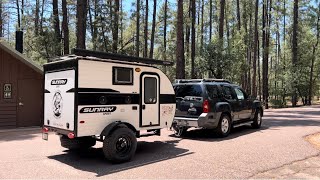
42;133;48;140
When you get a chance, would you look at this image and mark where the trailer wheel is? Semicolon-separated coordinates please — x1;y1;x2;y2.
103;127;137;163
60;136;96;150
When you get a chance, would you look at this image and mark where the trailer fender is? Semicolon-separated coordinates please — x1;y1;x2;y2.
100;121;137;137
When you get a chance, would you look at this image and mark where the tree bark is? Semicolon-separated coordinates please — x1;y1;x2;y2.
236;0;241;31
35;0;40;36
53;0;61;55
291;0;298;107
143;0;148;57
176;0;185;79
191;0;196;78
0;0;2;37
112;0;120;53
209;0;213;42
16;0;21;30
136;0;140;57
149;0;156;58
200;0;204;50
308;2;320;105
62;0;69;54
163;0;167;73
217;0;225;79
40;0;45;34
76;0;88;49
252;0;259;97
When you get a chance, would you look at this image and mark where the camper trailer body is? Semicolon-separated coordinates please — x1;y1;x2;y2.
43;49;175;163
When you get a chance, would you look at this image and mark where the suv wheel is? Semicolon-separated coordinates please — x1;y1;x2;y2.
251;109;262;129
216;114;231;137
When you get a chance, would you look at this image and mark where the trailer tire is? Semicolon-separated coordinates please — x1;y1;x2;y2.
60;136;96;150
103;127;137;163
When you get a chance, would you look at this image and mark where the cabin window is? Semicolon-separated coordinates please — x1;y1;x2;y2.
3;83;12;99
144;77;157;104
113;67;133;85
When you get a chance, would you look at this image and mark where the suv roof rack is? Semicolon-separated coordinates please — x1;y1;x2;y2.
72;48;174;66
175;78;230;84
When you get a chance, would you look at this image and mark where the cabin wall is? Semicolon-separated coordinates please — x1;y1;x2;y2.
0;47;43;128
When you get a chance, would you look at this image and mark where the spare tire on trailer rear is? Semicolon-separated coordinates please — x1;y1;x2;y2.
103;127;137;163
60;135;96;150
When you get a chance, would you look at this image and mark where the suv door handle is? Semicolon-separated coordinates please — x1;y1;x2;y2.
142;105;146;109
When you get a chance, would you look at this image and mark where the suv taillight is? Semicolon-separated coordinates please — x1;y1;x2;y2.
203;99;210;113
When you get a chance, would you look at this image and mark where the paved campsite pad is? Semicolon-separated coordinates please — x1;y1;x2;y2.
1;105;320;179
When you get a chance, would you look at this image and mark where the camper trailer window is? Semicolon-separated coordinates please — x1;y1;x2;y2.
113;67;133;85
144;77;157;104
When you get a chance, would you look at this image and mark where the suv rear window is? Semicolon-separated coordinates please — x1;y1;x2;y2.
174;85;203;98
205;85;220;98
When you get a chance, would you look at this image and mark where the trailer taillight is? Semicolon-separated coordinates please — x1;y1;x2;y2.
42;127;49;133
203;99;210;113
68;132;75;139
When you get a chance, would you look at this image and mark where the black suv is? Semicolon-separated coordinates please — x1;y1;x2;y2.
172;79;263;137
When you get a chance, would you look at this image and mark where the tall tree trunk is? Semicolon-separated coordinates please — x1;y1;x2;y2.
149;0;156;58
308;2;320;105
53;0;61;55
185;0;191;61
163;0;167;73
209;0;213;42
35;0;40;36
236;0;241;31
292;0;298;107
120;0;123;50
176;0;185;79
252;0;259;97
16;0;21;30
191;0;196;78
217;0;225;78
40;0;45;34
62;0;69;54
88;0;94;49
136;0;140;56
262;0;268;108
282;0;286;105
200;0;204;50
143;0;148;57
76;0;88;49
225;2;230;47
112;0;120;53
0;0;2;37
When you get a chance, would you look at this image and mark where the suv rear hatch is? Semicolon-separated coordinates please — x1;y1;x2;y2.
174;84;204;118
44;69;75;131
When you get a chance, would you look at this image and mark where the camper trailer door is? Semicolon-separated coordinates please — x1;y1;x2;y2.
141;74;159;127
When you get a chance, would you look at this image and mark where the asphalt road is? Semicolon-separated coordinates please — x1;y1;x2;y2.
0;105;320;179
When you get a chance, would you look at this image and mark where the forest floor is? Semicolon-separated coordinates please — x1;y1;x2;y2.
0;105;320;179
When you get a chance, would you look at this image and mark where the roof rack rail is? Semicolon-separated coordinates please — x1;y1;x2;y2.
175;78;230;84
72;48;174;66
202;78;231;83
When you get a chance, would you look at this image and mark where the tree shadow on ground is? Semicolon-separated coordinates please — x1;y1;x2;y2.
48;139;192;177
169;125;269;142
0;129;40;142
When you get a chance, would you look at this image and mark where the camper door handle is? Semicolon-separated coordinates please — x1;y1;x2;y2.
18;102;24;106
142;105;146;109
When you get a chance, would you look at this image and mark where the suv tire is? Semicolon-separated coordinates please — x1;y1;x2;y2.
103;127;137;163
251;109;262;129
216;114;232;137
60;136;96;150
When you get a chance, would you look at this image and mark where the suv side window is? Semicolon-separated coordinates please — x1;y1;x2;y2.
234;88;245;100
221;86;237;100
205;85;220;99
174;85;203;98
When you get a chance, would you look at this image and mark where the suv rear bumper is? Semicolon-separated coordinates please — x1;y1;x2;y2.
173;112;222;129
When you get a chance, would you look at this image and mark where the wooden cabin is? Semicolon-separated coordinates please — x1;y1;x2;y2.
0;39;43;128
